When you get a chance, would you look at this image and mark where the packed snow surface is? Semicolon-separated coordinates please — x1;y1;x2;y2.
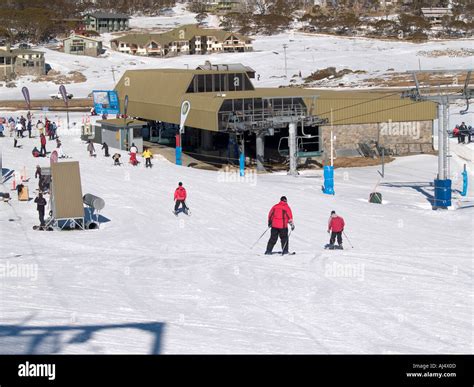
0;111;472;354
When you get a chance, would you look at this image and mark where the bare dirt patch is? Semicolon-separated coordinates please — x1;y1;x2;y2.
417;48;474;58
333;156;394;168
33;70;87;84
364;71;470;88
304;67;366;83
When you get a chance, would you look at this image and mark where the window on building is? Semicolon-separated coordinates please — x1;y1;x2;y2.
197;74;205;92
205;74;213;92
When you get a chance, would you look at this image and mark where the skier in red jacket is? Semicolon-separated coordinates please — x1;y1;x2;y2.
265;196;294;255
327;210;345;249
40;133;47;157
174;182;189;215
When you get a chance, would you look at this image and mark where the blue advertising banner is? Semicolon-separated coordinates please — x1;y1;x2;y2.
92;90;120;115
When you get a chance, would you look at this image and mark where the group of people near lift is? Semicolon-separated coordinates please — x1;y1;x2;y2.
452;122;473;144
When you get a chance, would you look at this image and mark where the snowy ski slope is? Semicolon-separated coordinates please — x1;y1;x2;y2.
0;120;472;354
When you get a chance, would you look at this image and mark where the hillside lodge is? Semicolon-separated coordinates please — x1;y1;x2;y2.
0;43;45;80
110;25;253;57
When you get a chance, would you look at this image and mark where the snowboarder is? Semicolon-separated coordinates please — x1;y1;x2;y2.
40;133;47;156
265;196;294;255
142;147;153;168
87;140;95;157
102;142;110;157
32;147;40;158
34;192;47;228
327;210;345;249
112;153;121;166
174;182;189;215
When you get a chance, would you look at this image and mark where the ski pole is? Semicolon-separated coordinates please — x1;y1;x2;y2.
250;227;270;249
343;231;354;249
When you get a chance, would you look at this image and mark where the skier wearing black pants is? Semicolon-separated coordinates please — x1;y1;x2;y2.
34;193;47;227
174;182;188;215
265;196;294;255
327;210;345;248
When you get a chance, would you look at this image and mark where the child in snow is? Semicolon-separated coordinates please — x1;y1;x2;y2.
112;153;121;166
327;210;345;249
174;182;189;215
142;147;153;168
87;140;95;157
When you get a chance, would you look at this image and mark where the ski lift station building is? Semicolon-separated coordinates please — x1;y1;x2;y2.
112;68;437;168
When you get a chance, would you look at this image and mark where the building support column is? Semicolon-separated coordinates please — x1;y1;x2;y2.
256;132;265;172
288;122;298;176
437;102;444;180
239;135;245;177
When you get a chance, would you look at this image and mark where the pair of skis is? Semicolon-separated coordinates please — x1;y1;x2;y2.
32;225;53;231
173;209;191;217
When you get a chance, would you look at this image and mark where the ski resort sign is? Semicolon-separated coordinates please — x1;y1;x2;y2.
92;90;120;115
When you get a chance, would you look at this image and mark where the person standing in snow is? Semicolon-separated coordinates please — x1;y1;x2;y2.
27;119;32;138
87;140;95;157
16;120;23;138
36;120;44;136
265;196;294;255
35;165;42;179
459;122;469;144
34;192;47;227
129;142;138;156
142;147;153;168
327;210;345;249
129;143;138;166
56;137;65;158
174;182;188;215
102;142;110;157
112;153;121;166
40;133;47;156
20;115;26;132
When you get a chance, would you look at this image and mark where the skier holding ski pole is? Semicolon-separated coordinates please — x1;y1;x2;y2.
327;210;345;250
265;196;294;255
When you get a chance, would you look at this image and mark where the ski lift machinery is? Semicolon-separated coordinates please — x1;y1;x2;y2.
277;119;322;158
